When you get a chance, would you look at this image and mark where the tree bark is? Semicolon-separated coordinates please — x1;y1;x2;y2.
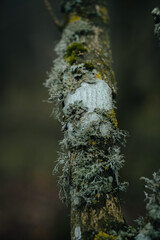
45;0;128;239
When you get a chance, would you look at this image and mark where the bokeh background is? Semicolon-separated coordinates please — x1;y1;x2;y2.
1;0;160;239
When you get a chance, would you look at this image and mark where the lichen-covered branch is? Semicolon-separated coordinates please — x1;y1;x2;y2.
152;7;160;41
44;0;128;239
43;0;62;28
135;170;160;240
118;170;160;240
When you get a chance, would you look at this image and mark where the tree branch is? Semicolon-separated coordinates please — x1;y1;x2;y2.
43;0;62;29
152;7;160;41
44;1;128;239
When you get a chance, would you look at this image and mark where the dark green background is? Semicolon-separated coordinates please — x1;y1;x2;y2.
1;0;160;239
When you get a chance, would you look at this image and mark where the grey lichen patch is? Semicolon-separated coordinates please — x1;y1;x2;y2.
75;226;82;240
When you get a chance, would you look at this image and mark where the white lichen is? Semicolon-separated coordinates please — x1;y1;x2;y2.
64;79;113;137
74;196;80;206
64;79;112;113
100;121;112;136
74;226;81;240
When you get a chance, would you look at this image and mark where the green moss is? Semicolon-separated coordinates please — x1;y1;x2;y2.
84;62;95;71
94;231;118;240
65;55;77;65
65;42;88;64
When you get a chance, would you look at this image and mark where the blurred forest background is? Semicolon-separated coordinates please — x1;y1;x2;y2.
1;0;160;239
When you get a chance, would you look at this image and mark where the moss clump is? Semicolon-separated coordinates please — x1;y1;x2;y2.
84;62;95;71
65;55;77;65
65;42;88;65
94;231;118;240
69;15;81;23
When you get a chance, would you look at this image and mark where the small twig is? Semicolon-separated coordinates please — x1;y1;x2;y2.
43;0;62;29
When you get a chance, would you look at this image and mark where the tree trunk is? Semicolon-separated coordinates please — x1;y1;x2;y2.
45;0;128;239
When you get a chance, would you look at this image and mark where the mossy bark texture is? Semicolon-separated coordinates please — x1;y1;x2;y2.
45;0;128;239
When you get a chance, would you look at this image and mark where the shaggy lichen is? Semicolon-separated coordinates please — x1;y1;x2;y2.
53;101;128;205
45;1;128;209
118;226;137;240
135;170;160;240
118;170;160;240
